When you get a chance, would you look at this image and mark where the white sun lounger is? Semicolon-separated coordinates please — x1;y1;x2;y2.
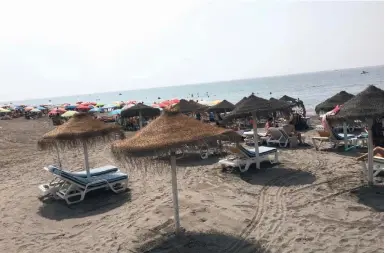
361;156;384;185
219;144;278;172
39;165;128;204
312;131;358;151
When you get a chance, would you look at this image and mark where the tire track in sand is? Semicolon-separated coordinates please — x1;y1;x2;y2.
226;154;325;253
223;169;300;253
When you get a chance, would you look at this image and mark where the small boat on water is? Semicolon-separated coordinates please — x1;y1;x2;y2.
361;70;369;74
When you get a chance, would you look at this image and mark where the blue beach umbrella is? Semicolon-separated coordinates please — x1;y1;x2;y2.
103;104;117;109
108;109;121;116
37;106;47;110
89;108;101;113
65;105;77;110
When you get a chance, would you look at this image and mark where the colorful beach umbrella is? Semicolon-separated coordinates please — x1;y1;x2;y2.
76;104;92;111
30;108;41;113
0;108;11;113
49;108;67;116
61;111;79;118
108;109;122;116
24;106;34;111
89;108;102;113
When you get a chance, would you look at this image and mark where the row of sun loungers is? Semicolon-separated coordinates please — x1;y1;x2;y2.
243;127;304;148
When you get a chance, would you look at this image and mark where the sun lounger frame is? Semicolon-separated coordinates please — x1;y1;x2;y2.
219;145;278;172
39;167;128;205
361;156;384;185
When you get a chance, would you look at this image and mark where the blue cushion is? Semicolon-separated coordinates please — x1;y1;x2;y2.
240;145;277;157
72;165;119;177
48;165;118;178
48;167;128;188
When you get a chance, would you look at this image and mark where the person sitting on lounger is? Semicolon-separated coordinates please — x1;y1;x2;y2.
282;118;303;144
357;147;384;161
265;117;274;131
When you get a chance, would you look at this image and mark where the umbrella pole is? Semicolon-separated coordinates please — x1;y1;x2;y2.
83;142;91;179
170;149;181;234
367;119;374;185
55;143;62;168
139;111;143;129
252;112;260;169
343;122;348;151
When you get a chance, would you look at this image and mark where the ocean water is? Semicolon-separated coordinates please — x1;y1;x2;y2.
10;65;384;115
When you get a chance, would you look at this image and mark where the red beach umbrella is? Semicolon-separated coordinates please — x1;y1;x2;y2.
76;104;92;111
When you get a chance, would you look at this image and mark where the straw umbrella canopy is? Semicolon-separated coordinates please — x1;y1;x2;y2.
328;85;384;185
279;95;306;116
111;109;240;234
172;99;205;114
235;97;247;107
315;91;354;114
121;103;161;129
38;113;125;178
188;100;209;111
207;100;235;113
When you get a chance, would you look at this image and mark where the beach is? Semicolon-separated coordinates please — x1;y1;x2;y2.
0;116;383;253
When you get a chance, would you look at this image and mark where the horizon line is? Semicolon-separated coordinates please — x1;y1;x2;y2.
3;64;383;104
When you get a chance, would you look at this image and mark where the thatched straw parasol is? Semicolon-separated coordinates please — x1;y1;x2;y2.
188;100;209;111
111;109;240;234
172;99;204;113
207;100;235;113
279;95;297;104
38;113;124;178
279;95;306;116
224;94;289;169
121;103;161;129
315;91;354;114
235;97;247;107
328;85;384;185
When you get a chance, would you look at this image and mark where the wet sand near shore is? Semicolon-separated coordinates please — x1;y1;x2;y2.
0;117;383;253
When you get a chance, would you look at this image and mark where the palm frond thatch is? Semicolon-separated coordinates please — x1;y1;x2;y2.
235;97;247;107
224;94;289;120
38;113;124;150
315;91;354;114
327;85;384;123
207;100;235;112
121;103;160;118
172;99;205;113
111;110;241;158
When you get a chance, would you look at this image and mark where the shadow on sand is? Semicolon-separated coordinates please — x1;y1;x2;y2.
156;153;222;167
227;163;316;187
350;185;384;212
136;230;270;253
37;189;131;220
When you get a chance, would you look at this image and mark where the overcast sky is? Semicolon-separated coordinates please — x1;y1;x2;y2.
0;1;383;101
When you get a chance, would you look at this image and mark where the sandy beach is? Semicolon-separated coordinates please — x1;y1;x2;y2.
0;117;383;253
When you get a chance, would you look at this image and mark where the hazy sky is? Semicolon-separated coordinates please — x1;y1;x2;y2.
0;1;383;101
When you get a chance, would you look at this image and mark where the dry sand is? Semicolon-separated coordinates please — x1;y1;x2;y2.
0;117;383;253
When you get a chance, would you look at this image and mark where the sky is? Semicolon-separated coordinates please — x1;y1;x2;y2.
0;0;383;101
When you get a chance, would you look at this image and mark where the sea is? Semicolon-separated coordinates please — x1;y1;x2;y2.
8;65;384;116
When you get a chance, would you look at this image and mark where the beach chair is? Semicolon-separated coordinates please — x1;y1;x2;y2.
39;165;128;204
361;156;384;185
312;129;358;151
266;128;288;147
219;144;278;172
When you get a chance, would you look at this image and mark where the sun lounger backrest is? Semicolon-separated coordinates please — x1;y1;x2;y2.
269;128;283;140
278;128;290;139
238;145;255;157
